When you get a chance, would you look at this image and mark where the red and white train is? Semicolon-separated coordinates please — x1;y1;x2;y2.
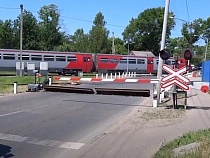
0;49;188;75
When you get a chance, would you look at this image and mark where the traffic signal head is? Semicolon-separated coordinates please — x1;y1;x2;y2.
184;49;192;60
159;49;171;60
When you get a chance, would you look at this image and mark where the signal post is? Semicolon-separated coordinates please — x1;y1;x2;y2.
159;49;192;109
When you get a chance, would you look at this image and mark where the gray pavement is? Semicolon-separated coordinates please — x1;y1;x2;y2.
74;87;210;158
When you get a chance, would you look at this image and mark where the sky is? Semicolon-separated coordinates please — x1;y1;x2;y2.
0;0;209;43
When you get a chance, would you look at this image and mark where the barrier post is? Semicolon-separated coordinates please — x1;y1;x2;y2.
49;77;52;86
153;84;157;107
101;73;104;78
110;73;113;79
96;74;99;78
106;73;108;79
14;82;18;94
114;73;117;79
118;72;120;78
161;88;165;99
134;72;136;77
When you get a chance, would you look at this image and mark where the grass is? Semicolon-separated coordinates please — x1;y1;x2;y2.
153;129;210;158
0;76;47;94
141;108;184;121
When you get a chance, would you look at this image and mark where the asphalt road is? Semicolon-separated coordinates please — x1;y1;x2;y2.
0;89;149;158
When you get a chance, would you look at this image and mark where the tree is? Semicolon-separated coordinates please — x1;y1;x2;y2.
0;20;15;49
122;7;175;55
108;37;127;54
38;4;64;50
69;29;90;52
13;10;40;50
89;12;110;53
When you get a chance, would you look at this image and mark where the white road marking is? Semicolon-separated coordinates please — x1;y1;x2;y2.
0;104;49;117
0;110;24;117
0;133;85;149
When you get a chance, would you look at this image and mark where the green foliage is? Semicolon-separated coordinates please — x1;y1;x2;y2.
69;29;90;52
153;129;210;158
123;7;175;55
89;12;110;53
38;4;64;50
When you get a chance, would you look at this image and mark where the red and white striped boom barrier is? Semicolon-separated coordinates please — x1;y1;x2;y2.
54;77;159;83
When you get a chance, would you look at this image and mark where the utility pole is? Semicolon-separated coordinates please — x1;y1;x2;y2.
112;32;115;54
205;38;209;61
20;4;23;76
157;0;170;103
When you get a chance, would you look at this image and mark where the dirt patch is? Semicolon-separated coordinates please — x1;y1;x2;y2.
106;97;186;134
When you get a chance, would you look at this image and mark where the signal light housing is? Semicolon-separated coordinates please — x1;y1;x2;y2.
184;49;192;60
159;49;171;61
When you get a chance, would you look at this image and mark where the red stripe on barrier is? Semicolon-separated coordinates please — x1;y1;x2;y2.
113;78;126;82
54;77;61;81
91;78;103;81
70;78;81;81
137;79;150;83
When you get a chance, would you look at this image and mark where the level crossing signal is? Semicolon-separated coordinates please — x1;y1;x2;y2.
183;49;192;60
159;49;171;61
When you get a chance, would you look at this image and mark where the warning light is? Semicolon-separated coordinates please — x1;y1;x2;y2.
160;49;171;61
184;49;192;60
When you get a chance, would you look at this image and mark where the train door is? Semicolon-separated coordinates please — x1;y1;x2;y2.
82;55;92;73
147;57;154;73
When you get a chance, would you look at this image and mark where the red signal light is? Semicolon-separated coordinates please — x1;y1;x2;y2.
184;49;192;60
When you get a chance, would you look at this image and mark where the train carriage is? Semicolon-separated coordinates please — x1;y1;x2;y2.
0;49;190;75
0;49;93;75
97;54;156;74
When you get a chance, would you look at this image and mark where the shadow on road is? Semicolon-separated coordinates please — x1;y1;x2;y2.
0;144;14;158
186;106;210;110
63;99;149;107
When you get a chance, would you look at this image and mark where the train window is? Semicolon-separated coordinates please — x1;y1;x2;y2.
119;59;127;63
83;57;91;62
100;58;109;63
128;59;136;64
18;54;30;60
137;59;145;64
44;55;54;61
56;56;66;62
3;54;15;60
31;55;42;61
68;56;77;62
110;58;118;63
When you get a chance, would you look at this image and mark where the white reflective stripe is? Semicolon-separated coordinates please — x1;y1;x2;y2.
101;79;115;82
125;79;139;82
80;78;92;81
150;80;159;83
59;77;71;81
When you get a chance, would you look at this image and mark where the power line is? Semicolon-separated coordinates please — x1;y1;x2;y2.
28;9;126;28
0;7;19;10
185;0;191;22
0;6;126;28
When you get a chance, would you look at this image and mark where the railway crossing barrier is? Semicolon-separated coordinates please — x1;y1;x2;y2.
54;76;160;107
